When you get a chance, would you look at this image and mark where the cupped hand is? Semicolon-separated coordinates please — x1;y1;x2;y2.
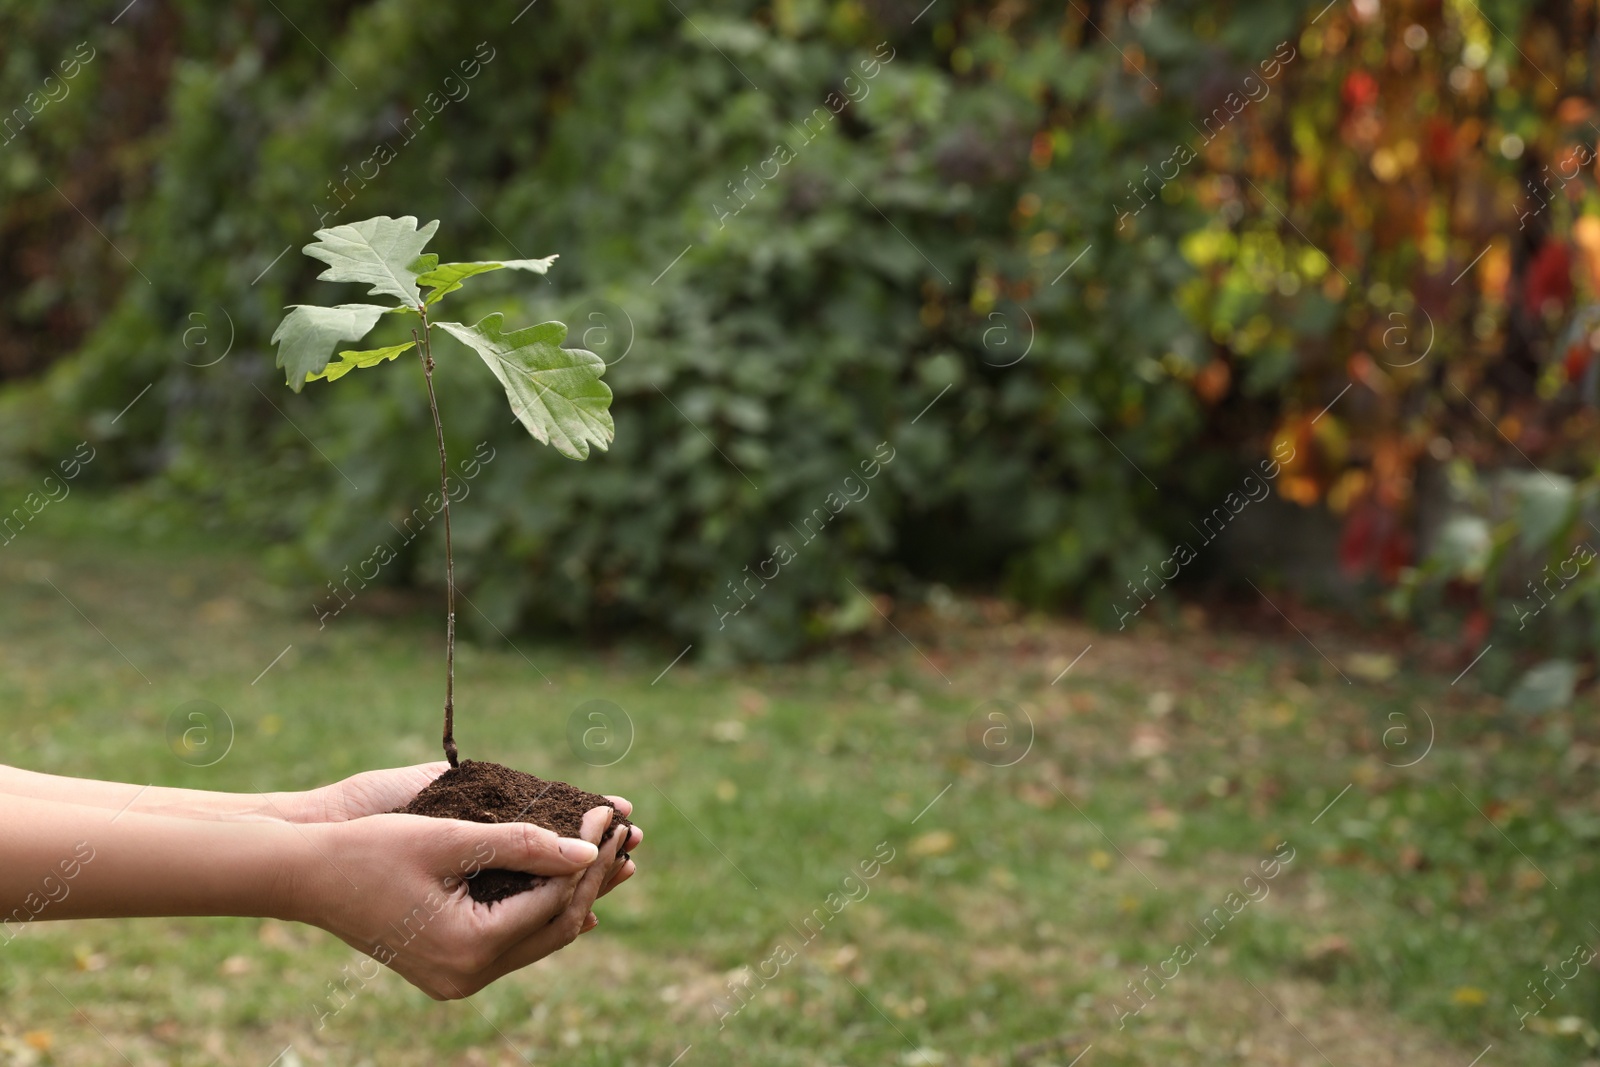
295;763;452;821
296;763;638;827
297;804;631;999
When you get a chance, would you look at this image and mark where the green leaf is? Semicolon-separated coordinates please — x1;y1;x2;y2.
1429;514;1493;582
307;341;417;383
302;215;441;307
270;304;391;391
1506;659;1578;716
434;314;612;460
1511;472;1575;554
419;256;559;306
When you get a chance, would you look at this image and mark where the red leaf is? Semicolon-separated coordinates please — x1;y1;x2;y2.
1523;242;1572;316
1342;70;1379;110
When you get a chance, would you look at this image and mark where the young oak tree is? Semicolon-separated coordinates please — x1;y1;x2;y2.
271;215;614;767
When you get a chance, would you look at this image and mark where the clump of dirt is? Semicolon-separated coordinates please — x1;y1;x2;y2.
400;759;632;905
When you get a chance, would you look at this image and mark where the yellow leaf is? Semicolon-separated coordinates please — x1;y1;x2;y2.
1346;652;1397;682
1089;849;1112;871
23;1031;52;1052
909;831;956;858
220;954;253;976
72;946;107;971
1451;986;1487;1006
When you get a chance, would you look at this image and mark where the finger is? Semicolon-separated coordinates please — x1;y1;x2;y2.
596;858;635;900
573;813;627;900
464;868;584;954
436;808;615;973
416;815;601;877
475;824;620;982
579;911;599;935
580;806;615;846
603;795;633;818
607;824;640;871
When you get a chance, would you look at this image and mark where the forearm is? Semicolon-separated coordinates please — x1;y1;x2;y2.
0;764;306;823
0;794;315;926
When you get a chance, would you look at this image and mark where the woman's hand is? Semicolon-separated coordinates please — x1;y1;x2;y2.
296;763;639;830
2;787;639;1000
293;762;454;822
297;804;633;1000
0;762;640;849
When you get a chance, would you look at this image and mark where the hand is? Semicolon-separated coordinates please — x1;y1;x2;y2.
297;804;632;1000
294;762;453;822
296;763;639;828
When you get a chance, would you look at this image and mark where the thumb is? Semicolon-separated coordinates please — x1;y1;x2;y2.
452;818;600;877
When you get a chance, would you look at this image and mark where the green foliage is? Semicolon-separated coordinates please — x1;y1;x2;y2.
419;258;558;306
1396;464;1600;698
268;214;610;463
302;215;440;307
270;304;391;390
0;0;1394;657
307;341;416;383
433;316;612;461
25;0;1574;659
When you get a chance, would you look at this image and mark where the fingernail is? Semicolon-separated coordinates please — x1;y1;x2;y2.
560;838;600;864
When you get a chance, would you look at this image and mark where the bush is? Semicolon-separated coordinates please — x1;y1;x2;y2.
11;0;1587;664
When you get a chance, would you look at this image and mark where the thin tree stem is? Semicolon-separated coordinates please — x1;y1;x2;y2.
414;317;458;768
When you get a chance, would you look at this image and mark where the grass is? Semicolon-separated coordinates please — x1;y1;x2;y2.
0;494;1595;1066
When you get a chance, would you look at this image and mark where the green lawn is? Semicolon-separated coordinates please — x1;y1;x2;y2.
0;495;1593;1066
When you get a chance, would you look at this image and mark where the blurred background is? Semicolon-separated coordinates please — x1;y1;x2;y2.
5;0;1600;670
1;0;1598;1064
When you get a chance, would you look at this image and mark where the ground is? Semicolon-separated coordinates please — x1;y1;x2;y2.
0;500;1592;1066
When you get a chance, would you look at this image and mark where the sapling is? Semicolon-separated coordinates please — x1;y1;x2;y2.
272;215;632;902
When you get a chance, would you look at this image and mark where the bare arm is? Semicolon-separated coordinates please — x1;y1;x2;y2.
0;794;312;921
0;793;629;999
0;763;636;825
0;763;316;823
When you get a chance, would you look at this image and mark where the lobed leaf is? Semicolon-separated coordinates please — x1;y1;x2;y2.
303;215;441;307
434;314;612;460
270;304;391;391
419;256;559;306
306;340;417;383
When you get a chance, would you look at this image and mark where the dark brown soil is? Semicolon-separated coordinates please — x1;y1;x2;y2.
399;759;633;905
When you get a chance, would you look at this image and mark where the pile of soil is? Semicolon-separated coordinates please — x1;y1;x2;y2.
399;759;633;905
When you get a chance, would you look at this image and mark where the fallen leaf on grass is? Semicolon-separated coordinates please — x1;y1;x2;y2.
1346;652;1397;682
1129;725;1168;760
1017;783;1057;809
1514;867;1549;892
909;831;956;858
72;947;106;972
